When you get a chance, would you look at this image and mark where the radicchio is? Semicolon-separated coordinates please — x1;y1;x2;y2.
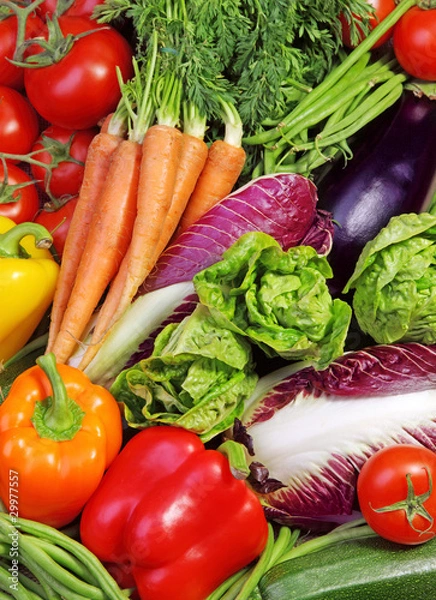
233;343;436;531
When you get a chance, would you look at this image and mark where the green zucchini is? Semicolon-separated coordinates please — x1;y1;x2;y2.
258;535;436;600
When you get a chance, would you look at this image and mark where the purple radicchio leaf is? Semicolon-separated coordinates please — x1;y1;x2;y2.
235;342;436;531
139;173;326;295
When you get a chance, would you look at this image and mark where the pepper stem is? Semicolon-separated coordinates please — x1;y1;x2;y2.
0;222;53;258
31;353;85;442
218;440;250;480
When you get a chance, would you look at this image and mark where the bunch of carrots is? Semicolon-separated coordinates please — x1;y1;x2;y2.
46;34;246;370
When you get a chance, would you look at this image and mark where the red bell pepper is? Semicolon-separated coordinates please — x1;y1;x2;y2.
80;425;268;600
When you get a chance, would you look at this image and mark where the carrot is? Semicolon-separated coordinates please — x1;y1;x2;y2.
76;64;185;371
177;101;246;233
46;109;127;352
49;138;142;364
152;104;208;258
45;127;124;352
77;123;183;371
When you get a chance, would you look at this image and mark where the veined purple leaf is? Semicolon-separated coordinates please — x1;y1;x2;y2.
140;173;325;294
234;343;436;530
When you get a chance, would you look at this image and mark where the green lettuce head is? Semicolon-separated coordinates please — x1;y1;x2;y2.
110;304;258;441
343;212;436;344
193;231;352;369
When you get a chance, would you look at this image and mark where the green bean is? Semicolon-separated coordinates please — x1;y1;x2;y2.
246;52;373;147
309;73;407;148
18;538;105;600
0;515;128;600
206;568;251;600
245;0;417;146
234;524;276;600
31;537;100;587
0;561;35;600
297;81;404;154
17;570;51;600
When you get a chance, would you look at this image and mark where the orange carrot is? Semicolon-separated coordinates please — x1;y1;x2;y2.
77;124;183;371
177;138;246;232
176;100;246;233
49;138;142;364
46;128;123;352
154;131;208;256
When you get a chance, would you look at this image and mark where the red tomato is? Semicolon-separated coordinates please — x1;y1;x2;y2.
393;7;436;81
0;13;45;89
340;0;396;49
37;0;105;20
31;125;97;200
35;197;78;258
358;444;436;545
0;86;40;158
0;162;40;223
24;16;133;129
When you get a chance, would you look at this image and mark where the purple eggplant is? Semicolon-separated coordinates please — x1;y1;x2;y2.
317;91;436;295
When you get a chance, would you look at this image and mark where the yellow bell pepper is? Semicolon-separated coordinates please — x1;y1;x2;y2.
0;216;59;363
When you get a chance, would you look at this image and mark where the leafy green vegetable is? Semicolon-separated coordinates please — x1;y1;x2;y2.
95;0;374;134
110;304;258;441
343;212;436;344
193;232;352;369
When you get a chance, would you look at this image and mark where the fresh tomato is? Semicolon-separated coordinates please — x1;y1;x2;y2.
339;0;396;49
31;125;97;200
24;16;133;130
357;444;436;545
393;7;436;81
0;12;45;89
0;162;40;223
0;86;40;158
35;196;78;258
37;0;105;20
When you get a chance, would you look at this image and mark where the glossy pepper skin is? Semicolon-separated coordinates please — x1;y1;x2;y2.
0;216;59;362
80;426;269;600
0;353;123;528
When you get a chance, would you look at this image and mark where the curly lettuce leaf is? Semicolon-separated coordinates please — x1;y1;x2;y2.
110;304;258;441
343;212;436;344
194;232;351;369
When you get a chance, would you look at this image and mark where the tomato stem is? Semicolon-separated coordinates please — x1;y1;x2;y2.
371;469;434;536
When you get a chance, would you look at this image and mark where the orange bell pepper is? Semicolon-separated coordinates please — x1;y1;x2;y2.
0;352;123;528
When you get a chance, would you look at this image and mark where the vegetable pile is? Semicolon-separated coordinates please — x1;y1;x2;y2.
1;0;436;598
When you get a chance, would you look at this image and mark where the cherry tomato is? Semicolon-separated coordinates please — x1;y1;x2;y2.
0;86;40;159
393;7;436;81
357;444;436;545
37;0;105;20
31;125;97;200
0;12;45;89
340;0;396;49
35;197;78;258
24;16;133;129
0;162;40;223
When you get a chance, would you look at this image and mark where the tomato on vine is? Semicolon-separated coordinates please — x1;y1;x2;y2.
35;196;78;258
23;16;134;129
339;0;396;49
0;86;39;158
0;161;40;223
393;6;436;81
0;11;44;89
357;444;436;545
36;0;105;20
31;125;98;200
